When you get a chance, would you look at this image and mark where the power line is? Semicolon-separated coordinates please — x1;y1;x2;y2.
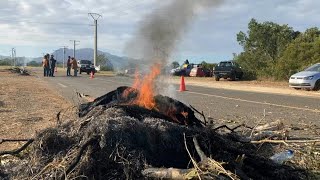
70;40;80;59
0;19;91;26
100;0;151;19
11;48;16;66
88;13;102;67
61;46;68;69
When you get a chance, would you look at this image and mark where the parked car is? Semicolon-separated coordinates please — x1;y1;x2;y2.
213;61;243;81
170;64;195;76
289;63;320;91
77;60;96;74
189;67;212;77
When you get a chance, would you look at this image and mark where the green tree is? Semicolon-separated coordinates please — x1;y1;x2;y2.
97;54;113;71
200;61;217;71
237;18;295;61
236;19;296;79
274;28;320;79
27;60;41;67
0;58;11;66
97;54;108;66
171;61;180;68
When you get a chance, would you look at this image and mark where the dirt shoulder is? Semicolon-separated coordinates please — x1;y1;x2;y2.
168;76;320;98
0;69;74;151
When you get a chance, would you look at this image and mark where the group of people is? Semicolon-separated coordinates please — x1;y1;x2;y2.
66;56;78;76
42;55;78;77
42;54;57;77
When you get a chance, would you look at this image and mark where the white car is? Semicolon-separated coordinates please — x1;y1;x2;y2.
289;63;320;90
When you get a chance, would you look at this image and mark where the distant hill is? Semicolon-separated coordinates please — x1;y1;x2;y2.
31;48;140;70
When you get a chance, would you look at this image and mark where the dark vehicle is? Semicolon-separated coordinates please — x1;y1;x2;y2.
170;64;195;76
213;61;243;81
77;60;95;74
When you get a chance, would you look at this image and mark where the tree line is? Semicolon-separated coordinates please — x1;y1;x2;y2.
235;18;320;80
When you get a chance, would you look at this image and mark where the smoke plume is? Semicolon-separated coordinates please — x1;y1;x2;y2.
124;0;223;67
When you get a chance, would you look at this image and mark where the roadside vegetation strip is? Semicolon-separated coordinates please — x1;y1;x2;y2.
185;90;320;113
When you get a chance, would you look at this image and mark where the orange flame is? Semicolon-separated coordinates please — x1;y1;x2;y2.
134;64;161;109
122;69;141;99
122;63;189;124
181;111;188;118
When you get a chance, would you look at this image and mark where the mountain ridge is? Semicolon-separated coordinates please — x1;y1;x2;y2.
30;48;138;70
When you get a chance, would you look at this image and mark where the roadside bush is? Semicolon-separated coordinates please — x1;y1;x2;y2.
100;65;114;71
27;61;41;67
0;59;11;66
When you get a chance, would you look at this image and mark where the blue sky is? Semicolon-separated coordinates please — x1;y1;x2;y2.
0;0;319;64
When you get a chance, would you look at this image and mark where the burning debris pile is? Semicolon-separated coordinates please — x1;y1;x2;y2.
8;67;30;76
0;86;310;179
0;0;317;179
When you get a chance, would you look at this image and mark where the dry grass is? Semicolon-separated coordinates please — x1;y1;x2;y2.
95;70;115;76
0;69;73;151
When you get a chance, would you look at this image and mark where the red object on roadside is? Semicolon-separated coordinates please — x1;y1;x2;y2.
190;67;206;77
179;76;186;92
90;71;94;79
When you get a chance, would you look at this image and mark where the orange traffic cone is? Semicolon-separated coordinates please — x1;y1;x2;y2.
179;76;186;92
90;71;94;79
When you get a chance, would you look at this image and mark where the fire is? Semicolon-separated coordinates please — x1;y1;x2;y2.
121;64;192;124
135;64;161;109
181;111;188;118
123;64;161;109
122;69;141;99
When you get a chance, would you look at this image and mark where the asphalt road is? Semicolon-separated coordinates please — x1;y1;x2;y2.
36;69;320;130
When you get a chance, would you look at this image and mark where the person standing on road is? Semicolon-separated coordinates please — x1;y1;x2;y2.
42;55;49;77
49;54;57;77
71;57;78;76
66;56;71;76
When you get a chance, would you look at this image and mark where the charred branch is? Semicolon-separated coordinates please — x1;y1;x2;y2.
0;139;34;156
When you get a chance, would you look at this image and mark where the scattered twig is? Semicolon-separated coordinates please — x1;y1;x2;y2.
61;137;97;179
251;139;320;145
0;139;34;156
192;137;207;162
76;91;95;102
142;167;192;179
192;136;239;180
56;110;62;126
213;124;252;132
189;105;207;125
249;109;267;137
254;120;284;132
183;133;202;180
0;138;33;144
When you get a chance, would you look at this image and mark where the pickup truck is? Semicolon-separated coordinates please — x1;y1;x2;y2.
77;60;96;75
213;61;243;81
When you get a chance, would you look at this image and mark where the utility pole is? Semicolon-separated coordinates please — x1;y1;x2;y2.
88;13;102;67
11;48;16;66
70;40;80;59
61;46;68;69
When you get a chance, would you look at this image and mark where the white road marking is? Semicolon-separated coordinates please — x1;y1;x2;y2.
58;83;67;88
87;77;319;113
101;79;132;86
184;90;320;113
